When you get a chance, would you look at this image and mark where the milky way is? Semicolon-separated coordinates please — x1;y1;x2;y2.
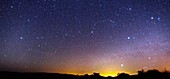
0;0;170;76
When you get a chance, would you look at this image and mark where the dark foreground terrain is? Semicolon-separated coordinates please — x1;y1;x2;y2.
0;69;170;79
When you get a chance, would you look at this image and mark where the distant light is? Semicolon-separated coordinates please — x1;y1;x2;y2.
91;30;94;34
151;17;154;19
65;33;68;36
19;15;23;17
78;31;81;33
11;6;14;8
20;37;23;40
157;17;160;21
36;36;39;39
38;45;41;47
128;8;132;10
121;64;124;67
128;37;131;40
40;36;44;39
28;48;31;51
148;57;151;60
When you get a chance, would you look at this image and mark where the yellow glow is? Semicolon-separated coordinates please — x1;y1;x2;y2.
64;72;117;77
101;73;116;77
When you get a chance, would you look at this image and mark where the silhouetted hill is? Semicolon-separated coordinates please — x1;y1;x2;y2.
0;69;170;79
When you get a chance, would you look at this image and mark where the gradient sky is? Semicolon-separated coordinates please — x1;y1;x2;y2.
0;0;170;76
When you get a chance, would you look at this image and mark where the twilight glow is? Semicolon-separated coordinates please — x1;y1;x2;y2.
0;0;170;76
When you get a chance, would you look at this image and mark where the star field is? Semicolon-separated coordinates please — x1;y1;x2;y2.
0;0;170;76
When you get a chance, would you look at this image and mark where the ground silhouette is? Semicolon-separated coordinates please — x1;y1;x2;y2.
0;69;170;79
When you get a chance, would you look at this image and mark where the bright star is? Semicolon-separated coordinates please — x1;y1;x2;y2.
128;37;131;40
148;57;151;60
20;37;23;40
121;64;124;67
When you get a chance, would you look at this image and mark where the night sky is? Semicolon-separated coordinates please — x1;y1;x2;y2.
0;0;170;76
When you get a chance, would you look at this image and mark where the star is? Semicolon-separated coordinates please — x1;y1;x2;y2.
10;6;14;8
128;8;132;11
157;17;161;21
120;64;124;67
20;37;23;40
91;30;94;34
19;15;23;18
36;36;39;39
34;16;37;18
148;57;151;60
38;45;41;47
27;19;30;22
28;48;31;51
128;37;131;40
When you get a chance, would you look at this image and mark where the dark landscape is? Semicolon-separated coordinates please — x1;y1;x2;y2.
0;69;170;79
